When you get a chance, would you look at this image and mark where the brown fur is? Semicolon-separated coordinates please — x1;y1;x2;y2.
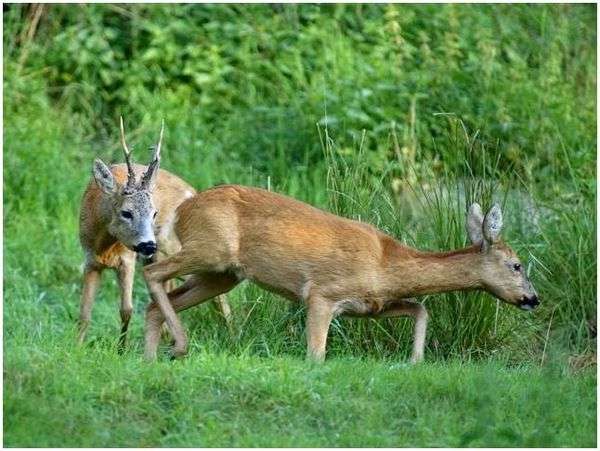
143;185;537;362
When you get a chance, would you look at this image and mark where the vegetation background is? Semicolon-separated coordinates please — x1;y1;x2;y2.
3;3;596;447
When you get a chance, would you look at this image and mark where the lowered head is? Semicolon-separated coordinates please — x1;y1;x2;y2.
91;117;164;258
466;202;539;311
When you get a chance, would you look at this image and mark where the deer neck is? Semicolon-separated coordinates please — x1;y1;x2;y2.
93;197;119;253
383;242;484;298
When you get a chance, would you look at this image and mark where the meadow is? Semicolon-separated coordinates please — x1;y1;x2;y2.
3;4;596;447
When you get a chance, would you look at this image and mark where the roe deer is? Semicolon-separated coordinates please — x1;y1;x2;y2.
142;185;539;362
78;118;230;348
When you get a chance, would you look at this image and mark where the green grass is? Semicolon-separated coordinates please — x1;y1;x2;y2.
3;4;596;447
4;337;596;447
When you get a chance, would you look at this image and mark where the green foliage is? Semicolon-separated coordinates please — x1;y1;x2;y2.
4;4;596;179
3;4;596;446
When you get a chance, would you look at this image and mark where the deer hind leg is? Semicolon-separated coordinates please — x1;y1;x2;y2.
374;298;428;363
116;253;136;352
305;295;335;362
145;272;239;360
78;264;103;344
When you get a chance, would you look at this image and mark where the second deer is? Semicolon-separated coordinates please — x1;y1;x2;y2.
142;185;539;362
78;118;230;349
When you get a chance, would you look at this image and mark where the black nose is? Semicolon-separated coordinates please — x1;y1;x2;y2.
134;241;157;256
529;295;539;306
521;294;540;308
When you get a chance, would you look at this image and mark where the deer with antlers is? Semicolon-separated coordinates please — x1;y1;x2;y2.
78;118;230;349
141;185;539;361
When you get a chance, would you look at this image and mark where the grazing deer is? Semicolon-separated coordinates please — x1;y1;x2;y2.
142;185;539;362
78;118;230;348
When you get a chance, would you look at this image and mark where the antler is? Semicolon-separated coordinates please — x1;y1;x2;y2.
140;119;164;191
119;116;137;193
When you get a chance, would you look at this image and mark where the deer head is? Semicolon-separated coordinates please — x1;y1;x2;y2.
92;117;164;257
467;202;539;310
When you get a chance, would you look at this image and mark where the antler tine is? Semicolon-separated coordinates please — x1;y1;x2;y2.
154;118;164;161
140;119;164;191
119;116;136;192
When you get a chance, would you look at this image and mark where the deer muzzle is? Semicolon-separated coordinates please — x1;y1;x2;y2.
519;294;540;311
134;241;157;257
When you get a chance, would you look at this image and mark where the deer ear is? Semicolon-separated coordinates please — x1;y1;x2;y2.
466;203;484;245
483;203;503;244
92;159;117;194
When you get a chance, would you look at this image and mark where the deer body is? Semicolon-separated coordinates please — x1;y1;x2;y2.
143;185;539;361
174;188;476;303
78;120;231;347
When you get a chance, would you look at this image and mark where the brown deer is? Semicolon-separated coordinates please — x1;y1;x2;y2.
78;118;230;349
142;185;539;361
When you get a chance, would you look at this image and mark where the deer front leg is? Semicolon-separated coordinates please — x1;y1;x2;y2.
78;264;103;344
142;251;212;360
144;256;177;339
305;296;335;362
116;253;135;352
144;278;188;359
145;273;239;360
375;299;428;363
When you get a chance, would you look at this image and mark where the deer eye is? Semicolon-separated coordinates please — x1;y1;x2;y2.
121;210;133;220
153;211;158;219
513;263;522;272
